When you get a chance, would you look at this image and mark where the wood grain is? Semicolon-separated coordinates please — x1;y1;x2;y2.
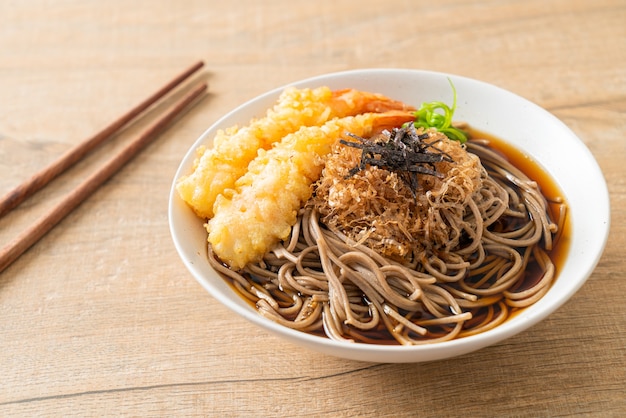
0;61;204;218
0;81;206;273
1;0;624;416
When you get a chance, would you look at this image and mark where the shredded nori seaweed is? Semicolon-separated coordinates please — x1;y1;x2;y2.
340;124;453;195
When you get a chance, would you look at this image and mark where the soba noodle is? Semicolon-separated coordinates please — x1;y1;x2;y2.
209;133;565;345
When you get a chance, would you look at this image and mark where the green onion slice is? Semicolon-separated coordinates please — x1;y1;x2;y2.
407;79;468;143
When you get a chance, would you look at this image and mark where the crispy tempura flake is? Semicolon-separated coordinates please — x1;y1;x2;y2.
312;127;483;260
207;111;416;269
177;87;414;219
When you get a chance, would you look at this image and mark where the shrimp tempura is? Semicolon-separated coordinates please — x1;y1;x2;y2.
207;111;415;269
176;87;413;219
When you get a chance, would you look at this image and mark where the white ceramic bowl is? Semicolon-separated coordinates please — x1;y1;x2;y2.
169;69;610;363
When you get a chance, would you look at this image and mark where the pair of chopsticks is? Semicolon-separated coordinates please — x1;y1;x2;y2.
0;61;207;274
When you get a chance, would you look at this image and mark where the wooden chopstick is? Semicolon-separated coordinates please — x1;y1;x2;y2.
0;60;205;219
0;81;208;274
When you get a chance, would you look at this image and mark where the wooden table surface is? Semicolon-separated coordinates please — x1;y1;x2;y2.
1;0;624;416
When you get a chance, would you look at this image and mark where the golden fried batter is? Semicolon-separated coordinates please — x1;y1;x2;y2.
177;87;413;219
207;111;415;269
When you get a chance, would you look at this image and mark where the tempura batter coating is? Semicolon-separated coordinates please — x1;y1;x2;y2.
176;87;413;219
207;111;416;269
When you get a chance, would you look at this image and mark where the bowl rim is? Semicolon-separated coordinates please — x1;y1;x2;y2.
169;68;611;362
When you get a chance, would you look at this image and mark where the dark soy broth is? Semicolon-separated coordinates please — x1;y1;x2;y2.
468;127;571;274
223;128;571;344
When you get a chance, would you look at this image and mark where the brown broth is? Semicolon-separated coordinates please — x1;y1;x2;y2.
467;127;572;276
465;128;572;324
221;128;572;343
